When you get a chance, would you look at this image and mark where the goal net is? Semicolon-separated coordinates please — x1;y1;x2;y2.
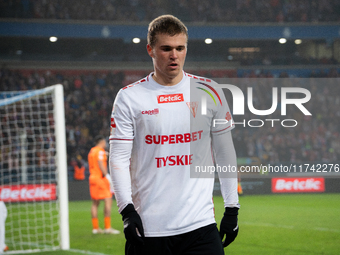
0;85;69;253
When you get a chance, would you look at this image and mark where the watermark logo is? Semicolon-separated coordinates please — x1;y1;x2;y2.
196;82;222;106
201;84;312;128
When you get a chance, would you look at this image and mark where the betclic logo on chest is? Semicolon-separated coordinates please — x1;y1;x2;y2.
157;93;184;104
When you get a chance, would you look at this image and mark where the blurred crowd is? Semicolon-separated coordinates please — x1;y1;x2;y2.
239;55;338;67
1;0;339;23
229;78;340;166
1;67;339;181
0;67;126;180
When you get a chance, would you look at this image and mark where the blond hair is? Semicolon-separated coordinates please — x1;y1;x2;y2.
147;15;188;47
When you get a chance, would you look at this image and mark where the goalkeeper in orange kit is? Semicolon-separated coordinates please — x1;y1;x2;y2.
88;135;120;234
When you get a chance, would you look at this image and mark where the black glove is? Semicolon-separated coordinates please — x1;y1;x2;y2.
121;204;145;245
219;207;239;247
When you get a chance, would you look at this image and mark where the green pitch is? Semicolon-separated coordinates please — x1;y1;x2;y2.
15;193;340;255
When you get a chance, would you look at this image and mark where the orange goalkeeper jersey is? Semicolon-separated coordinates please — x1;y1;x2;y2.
88;146;107;178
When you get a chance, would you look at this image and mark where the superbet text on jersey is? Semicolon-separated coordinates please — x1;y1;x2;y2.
110;72;234;237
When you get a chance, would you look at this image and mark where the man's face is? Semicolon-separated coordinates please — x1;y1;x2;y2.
147;33;187;84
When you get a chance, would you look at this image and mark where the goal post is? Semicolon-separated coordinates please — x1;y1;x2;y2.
0;84;69;253
54;85;70;251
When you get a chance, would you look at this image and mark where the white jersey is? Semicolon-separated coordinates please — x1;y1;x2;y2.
109;72;235;237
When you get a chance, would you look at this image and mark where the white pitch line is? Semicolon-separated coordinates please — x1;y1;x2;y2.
3;249;110;255
69;248;111;255
242;221;340;233
242;221;294;229
314;227;340;233
2;241;111;255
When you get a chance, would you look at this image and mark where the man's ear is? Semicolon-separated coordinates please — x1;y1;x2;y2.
147;44;154;58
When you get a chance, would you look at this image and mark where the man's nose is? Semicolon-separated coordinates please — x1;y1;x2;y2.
170;49;178;59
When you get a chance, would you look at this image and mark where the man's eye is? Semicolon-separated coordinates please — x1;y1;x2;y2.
162;47;171;51
177;47;185;51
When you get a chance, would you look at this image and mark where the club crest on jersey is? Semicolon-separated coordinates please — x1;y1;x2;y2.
186;102;198;118
157;93;184;104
